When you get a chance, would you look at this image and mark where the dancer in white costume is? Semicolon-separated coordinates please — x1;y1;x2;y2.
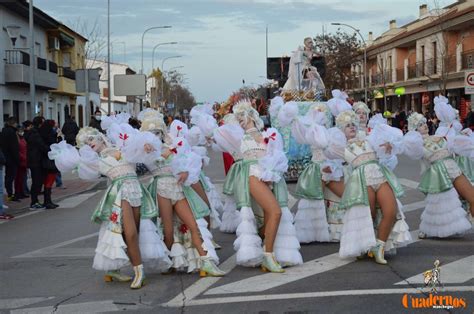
310;109;411;264
212;114;244;233
404;105;473;238
274;95;345;243
233;100;302;272
138;110;224;277
49;126;171;289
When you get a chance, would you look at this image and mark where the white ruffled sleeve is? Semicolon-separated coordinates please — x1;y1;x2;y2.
367;124;404;160
269;96;284;118
402;131;424;160
186;126;206;147
258;128;288;182
367;113;387;130
120;131;162;165
212;124;244;155
321;159;344;182
169;138;202;186
324;127;346;160
77;145;101;180
277;101;298;127
106;123;139;149
446;134;474;158
190;111;218;138
48;141;80;173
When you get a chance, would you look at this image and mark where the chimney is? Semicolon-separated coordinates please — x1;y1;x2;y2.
389;20;397;29
368;32;373;41
419;4;428;17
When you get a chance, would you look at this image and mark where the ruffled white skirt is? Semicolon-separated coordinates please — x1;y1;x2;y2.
274;207;303;266
294;199;330;243
234;206;263;267
420;188;472;238
220;195;241;233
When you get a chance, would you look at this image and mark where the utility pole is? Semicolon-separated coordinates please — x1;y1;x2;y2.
29;0;35;118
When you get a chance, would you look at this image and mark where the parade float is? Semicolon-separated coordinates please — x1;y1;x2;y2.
270;37;327;181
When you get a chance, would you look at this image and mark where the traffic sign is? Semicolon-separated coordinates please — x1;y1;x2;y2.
464;71;474;94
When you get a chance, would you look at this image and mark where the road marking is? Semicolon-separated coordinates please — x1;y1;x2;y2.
10;300;142;314
0;210;47;225
0;297;54;310
204;230;420;295
398;178;419;189
401;200;425;213
56;191;101;208
163;254;237;308
395;255;474;285
168;286;474;307
13;232;99;258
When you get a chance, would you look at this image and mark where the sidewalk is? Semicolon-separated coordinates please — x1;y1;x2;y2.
3;175;103;216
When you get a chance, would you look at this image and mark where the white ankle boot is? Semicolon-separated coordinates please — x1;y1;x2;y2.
130;264;145;289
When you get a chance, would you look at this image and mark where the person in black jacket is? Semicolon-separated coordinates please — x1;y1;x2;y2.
39;119;60;209
61;115;79;145
89;110;103;133
25;116;48;210
1;117;20;201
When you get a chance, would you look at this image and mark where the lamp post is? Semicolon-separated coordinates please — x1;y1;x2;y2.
152;42;178;72
161;56;182;105
29;0;35;118
139;26;171;111
140;26;172;74
331;22;367;103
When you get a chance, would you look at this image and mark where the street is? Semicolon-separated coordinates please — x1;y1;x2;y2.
0;151;473;314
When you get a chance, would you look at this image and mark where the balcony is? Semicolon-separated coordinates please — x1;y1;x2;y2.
52;66;77;95
370;71;392;86
461;50;474;70
4;50;58;90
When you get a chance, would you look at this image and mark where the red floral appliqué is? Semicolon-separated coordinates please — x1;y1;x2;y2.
179;223;188;234
109;212;119;223
264;132;276;144
170;148;178;154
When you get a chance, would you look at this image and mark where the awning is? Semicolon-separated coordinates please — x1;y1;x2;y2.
59;32;75;47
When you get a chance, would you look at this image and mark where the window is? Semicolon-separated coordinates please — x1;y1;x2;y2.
433;42;437;74
62;52;71;68
421;45;425;75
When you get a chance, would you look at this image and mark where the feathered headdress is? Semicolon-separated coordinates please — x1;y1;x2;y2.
407;112;427;132
335;110;358;130
139;109;166;133
233;99;264;130
76;127;109;148
352;101;370;115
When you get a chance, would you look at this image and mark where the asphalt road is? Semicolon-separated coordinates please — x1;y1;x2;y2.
0;152;473;314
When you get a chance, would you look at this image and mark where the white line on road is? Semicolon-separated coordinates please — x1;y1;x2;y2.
398;178;419;189
0;210;44;225
163;254;237;308
401;200;425;213
204;230;420;295
13;232;99;258
56;191;101;208
395;255;474;285
0;297;54;310
169;286;474;307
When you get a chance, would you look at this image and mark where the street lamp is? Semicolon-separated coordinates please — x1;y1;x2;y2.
140;26;172;74
6;25;21;47
331;22;368;103
152;42;178;72
161;55;182;103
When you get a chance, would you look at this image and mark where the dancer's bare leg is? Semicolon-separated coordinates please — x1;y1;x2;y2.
192;182;211;226
249;177;281;252
375;183;397;241
121;200;142;266
368;187;377;219
157;195;174;250
326;180;345;198
174;199;207;256
453;175;474;216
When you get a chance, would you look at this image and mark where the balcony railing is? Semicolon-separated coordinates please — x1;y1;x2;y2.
59;67;76;80
37;57;47;70
5;50;58;74
49;61;58;73
370;71;392;86
5;50;30;66
461;50;474;70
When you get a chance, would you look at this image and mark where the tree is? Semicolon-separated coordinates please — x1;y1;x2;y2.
313;31;362;93
69;18;107;69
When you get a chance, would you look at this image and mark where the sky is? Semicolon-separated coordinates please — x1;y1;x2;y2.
35;0;457;103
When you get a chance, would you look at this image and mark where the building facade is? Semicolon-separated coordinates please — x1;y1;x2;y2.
351;1;474;120
0;1;59;125
1;0;88;127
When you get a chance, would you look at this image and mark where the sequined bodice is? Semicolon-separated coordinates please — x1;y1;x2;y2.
423;137;451;163
241;130;267;160
344;139;377;167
